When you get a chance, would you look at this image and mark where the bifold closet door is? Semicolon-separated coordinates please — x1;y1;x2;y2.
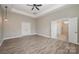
51;21;58;39
21;22;31;35
0;13;2;40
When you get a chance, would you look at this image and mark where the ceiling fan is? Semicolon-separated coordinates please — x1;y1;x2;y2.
27;4;42;10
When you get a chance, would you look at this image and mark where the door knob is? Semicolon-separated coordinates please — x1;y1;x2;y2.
75;32;77;33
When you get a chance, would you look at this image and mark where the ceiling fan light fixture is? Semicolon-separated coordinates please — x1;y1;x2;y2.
4;18;8;22
33;12;37;14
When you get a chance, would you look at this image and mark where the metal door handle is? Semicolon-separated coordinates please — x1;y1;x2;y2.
75;32;77;33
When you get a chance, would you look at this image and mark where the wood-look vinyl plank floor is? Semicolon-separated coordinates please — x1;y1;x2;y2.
0;35;79;54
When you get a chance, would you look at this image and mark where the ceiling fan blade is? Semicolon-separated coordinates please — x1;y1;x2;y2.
36;4;42;6
35;6;39;10
32;6;34;10
27;4;33;6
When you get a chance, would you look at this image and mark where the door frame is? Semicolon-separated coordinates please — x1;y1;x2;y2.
50;18;69;41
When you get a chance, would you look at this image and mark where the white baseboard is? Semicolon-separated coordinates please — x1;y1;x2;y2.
4;33;37;40
37;34;50;38
3;33;50;40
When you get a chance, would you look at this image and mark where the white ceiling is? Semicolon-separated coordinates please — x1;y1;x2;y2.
2;4;66;18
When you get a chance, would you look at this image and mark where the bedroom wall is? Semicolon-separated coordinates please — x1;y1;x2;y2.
0;5;2;40
36;5;79;38
4;12;36;39
0;5;4;45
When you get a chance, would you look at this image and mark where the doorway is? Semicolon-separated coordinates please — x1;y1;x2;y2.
51;20;69;41
57;20;69;41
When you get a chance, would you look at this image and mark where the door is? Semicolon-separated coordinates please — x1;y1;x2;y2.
0;15;2;40
21;22;31;35
69;17;78;44
51;21;58;39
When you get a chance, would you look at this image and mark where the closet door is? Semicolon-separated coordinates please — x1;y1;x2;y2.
21;22;31;35
0;12;2;40
51;21;58;39
69;17;78;44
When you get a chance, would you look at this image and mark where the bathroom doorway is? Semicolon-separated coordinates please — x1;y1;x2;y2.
57;20;69;41
51;19;69;42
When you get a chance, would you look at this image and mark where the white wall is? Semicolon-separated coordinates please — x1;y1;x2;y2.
36;17;51;38
0;5;2;40
36;5;79;38
0;5;4;45
3;4;79;40
0;6;2;40
4;12;36;39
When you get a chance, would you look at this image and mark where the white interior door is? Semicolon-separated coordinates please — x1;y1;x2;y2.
69;17;78;44
0;17;2;39
51;21;58;39
21;22;31;35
